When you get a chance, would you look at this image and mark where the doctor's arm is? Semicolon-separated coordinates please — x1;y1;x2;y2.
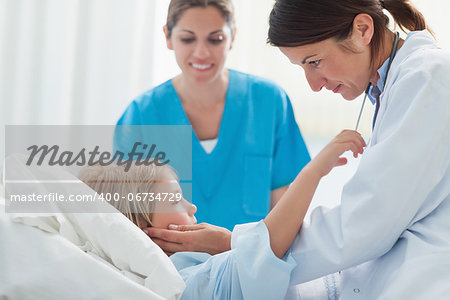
144;130;362;257
264;130;365;258
143;184;292;255
287;69;450;285
144;223;231;256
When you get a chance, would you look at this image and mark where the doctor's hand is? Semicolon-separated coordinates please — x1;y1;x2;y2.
144;223;231;256
308;130;366;178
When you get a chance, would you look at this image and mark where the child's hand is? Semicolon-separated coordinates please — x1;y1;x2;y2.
308;130;366;178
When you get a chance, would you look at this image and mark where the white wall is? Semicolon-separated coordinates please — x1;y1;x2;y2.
149;0;450;141
1;0;449;162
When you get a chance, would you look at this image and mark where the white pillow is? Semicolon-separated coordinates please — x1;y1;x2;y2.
1;156;185;299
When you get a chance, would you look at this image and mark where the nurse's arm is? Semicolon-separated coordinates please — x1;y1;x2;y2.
264;130;365;258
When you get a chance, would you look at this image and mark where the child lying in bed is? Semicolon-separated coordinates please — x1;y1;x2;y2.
78;163;197;232
78;130;365;300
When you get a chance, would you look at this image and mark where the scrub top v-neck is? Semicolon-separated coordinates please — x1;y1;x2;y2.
115;69;310;230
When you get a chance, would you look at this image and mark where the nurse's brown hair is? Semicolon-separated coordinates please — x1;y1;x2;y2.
268;0;432;65
166;0;235;38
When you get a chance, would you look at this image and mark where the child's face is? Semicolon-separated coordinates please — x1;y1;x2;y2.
150;167;197;229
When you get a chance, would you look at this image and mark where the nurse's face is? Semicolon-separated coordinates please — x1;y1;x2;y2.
150;168;197;229
164;6;235;84
279;37;373;100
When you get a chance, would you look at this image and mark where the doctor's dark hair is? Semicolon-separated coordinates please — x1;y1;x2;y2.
268;0;431;64
166;0;235;38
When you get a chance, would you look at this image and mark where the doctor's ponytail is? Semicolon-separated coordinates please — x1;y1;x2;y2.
381;0;432;34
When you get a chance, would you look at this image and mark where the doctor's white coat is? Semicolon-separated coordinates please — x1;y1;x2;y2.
235;29;450;299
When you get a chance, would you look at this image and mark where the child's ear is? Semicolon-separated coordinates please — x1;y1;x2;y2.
163;25;173;50
136;215;150;230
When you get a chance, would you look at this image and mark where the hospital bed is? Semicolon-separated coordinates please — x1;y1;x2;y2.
0;156;338;300
0;178;185;300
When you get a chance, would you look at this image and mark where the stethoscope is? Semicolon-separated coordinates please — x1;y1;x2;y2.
355;31;400;131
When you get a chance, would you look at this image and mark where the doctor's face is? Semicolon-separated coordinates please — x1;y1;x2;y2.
279;38;372;100
165;6;235;84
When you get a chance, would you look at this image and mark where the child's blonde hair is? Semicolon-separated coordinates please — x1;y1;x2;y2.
78;163;178;228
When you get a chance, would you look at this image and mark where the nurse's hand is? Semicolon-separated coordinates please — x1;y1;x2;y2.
144;223;231;256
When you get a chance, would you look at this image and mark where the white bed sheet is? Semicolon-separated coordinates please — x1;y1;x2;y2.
0;157;185;300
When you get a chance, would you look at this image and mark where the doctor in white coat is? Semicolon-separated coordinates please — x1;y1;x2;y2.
233;0;450;298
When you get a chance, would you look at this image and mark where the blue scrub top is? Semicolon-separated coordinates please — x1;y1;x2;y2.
116;69;310;230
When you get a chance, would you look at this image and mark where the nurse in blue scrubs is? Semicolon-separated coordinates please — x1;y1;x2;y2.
116;0;310;255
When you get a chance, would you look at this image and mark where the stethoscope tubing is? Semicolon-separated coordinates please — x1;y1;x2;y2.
354;32;400;131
